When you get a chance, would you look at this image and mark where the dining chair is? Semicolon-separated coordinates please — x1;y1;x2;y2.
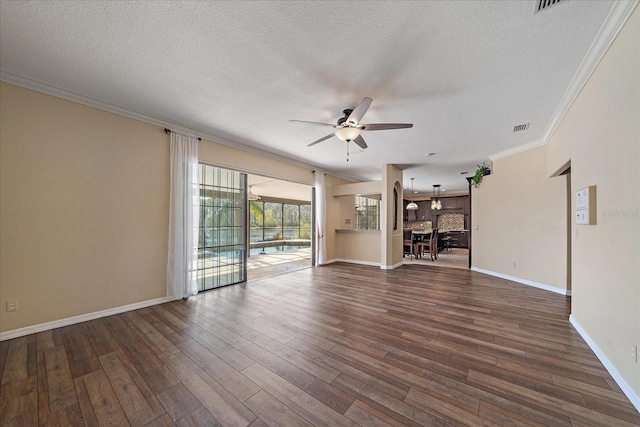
403;228;415;260
417;228;438;261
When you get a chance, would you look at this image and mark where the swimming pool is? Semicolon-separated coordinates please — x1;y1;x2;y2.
249;240;311;256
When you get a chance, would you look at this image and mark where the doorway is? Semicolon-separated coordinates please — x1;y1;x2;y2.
551;160;572;293
246;175;313;281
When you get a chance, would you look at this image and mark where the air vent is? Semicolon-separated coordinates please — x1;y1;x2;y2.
513;123;530;132
534;0;563;14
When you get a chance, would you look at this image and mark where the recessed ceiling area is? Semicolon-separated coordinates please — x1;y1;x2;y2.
0;0;620;193
248;175;311;203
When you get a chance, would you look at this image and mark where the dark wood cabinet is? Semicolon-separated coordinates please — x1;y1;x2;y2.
451;230;468;248
441;196;465;210
417;201;429;221
405;200;431;222
441;197;455;210
435;195;470;248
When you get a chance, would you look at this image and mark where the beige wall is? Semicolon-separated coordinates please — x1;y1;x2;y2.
472;145;568;291
547;6;639;397
0;82;320;334
199;138;314;186
332;180;381;197
325;176;385;264
326;164;403;268
323;175;350;262
473;6;639;397
0;82;170;332
335;231;381;264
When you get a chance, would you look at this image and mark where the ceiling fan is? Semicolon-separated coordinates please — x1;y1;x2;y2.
289;97;413;150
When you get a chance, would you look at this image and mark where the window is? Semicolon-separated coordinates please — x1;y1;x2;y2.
355;195;380;230
198;165;246;291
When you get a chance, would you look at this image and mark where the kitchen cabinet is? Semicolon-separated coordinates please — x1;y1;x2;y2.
405;200;430;221
453;230;468;248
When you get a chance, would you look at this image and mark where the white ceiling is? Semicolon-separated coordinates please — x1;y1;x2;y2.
0;1;625;194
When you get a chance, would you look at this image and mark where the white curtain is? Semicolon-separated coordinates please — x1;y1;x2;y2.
167;132;199;299
315;172;327;265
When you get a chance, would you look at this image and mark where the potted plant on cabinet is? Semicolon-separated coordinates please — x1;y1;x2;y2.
471;162;491;188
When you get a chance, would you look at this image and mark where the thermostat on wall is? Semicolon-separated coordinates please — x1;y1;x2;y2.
576;186;596;225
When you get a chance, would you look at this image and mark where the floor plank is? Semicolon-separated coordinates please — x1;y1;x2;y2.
74;376;99;427
343;399;404;427
99;351;165;426
0;376;38;426
1;336;28;385
44;344;78;413
61;325;102;379
244;389;315;427
163;351;257;427
81;369;129;426
156;383;202;422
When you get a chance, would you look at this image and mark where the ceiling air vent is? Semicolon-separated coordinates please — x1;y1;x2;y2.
513;123;530;132
534;0;563;14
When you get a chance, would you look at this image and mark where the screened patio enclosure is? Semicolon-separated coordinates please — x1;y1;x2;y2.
197;166;313;290
249;201;311;254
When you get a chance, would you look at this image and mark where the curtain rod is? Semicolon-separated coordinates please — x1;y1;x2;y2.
164;128;201;141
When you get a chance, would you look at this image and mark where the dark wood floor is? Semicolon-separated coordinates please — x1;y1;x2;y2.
1;263;639;426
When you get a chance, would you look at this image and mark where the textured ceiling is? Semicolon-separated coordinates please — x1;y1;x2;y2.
0;1;621;193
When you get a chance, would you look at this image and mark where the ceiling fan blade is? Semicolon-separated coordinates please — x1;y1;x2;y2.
289;120;336;127
307;132;336;147
361;123;413;131
352;135;368;150
347;97;372;124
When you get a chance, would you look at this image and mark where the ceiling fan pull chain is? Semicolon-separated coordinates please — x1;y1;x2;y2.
346;141;350;162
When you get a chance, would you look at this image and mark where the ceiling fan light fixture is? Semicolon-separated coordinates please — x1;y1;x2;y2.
335;126;361;142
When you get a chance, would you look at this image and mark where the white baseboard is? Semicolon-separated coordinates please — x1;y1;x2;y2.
0;296;171;341
381;261;404;270
471;267;570;296
569;314;640;413
333;258;381;267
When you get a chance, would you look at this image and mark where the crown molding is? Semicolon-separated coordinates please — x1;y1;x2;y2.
1;70;176;128
490;0;638;161
0;70;340;182
490;138;545;161
543;0;639;144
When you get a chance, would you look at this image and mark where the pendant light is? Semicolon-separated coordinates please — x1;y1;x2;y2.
431;184;442;210
406;178;419;210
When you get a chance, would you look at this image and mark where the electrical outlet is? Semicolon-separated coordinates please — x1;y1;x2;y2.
6;300;17;312
632;346;638;363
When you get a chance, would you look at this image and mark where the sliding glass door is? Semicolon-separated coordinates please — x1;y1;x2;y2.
197;164;247;291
